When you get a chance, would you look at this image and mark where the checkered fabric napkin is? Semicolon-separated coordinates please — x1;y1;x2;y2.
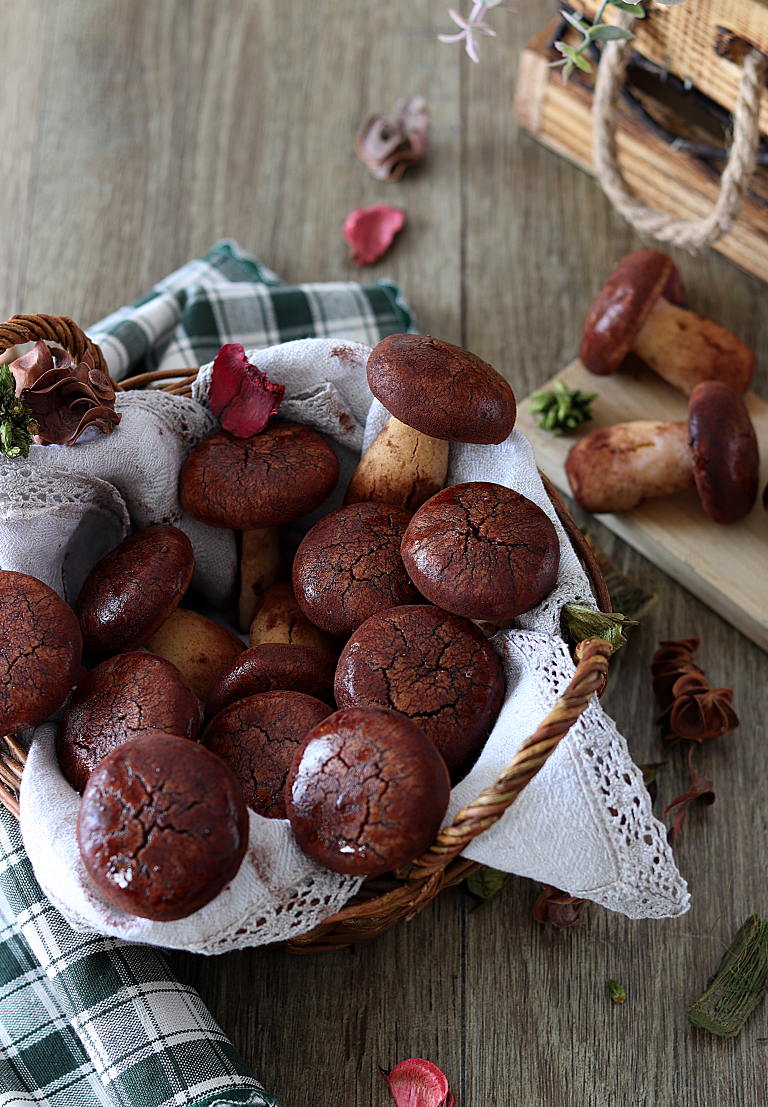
89;239;414;382
0;241;414;1105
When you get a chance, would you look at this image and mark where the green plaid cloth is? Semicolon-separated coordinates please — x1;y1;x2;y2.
89;239;414;382
1;241;415;1106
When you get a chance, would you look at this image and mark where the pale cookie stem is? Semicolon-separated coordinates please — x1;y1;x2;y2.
344;415;449;511
238;527;284;632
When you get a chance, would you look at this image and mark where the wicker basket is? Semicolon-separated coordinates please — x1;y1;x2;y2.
0;317;613;954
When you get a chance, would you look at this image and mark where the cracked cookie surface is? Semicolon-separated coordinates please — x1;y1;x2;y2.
0;570;82;732
401;482;560;620
75;524;194;659
57;652;200;793
203;691;332;818
179;422;340;529
292;503;421;637
77;732;248;921
334;605;504;778
285;705;451;876
205;644;337;720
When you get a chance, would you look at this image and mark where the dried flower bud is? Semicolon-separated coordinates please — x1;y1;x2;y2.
532;884;587;928
355;96;428;182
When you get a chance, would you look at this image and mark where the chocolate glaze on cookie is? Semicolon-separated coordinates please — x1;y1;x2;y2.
286;705;450;876
57;652;200;793
334;605;504;777
203;691;332;818
75;524;194;659
401;482;560;620
0;571;82;733
205;644;337;720
77;733;248;921
292;503;421;637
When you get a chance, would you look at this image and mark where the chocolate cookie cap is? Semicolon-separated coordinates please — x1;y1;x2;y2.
204;691;333;818
401;482;560;620
77;733;249;921
688;381;759;524
205;643;337;719
179;423;340;530
75;524;194;660
0;571;82;732
57;652;200;794
292;503;421;637
334;605;504;777
367;334;516;444
286;706;450;877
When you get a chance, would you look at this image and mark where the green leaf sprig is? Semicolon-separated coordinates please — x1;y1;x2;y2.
0;364;34;459
553;1;643;83
528;379;598;436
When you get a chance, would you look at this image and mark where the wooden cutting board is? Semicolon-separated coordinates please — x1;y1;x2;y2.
516;358;768;652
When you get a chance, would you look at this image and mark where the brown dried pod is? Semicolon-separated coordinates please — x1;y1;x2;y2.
355;96;428;182
10;340;120;445
532;885;587;928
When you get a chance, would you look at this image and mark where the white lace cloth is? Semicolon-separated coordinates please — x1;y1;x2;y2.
8;338;688;953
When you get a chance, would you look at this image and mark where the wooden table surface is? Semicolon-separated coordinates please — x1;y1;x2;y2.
5;2;768;1104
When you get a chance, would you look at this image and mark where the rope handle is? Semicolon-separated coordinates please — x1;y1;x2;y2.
0;314;113;383
593;11;768;249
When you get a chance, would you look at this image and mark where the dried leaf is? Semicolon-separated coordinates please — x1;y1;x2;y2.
532;884;587;928
12;343;121;446
208;343;285;437
379;1058;453;1107
662;746;715;846
466;865;509;906
342;205;405;266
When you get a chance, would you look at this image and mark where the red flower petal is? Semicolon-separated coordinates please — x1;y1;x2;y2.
209;343;285;437
379;1058;452;1107
343;205;405;266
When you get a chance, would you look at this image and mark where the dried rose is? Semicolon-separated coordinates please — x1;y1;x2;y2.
343;205;405;266
11;340;120;446
378;1058;453;1107
355;96;428;182
532;884;587;928
663;746;715;846
208;343;285;437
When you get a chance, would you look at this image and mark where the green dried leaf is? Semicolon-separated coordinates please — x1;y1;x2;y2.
609;980;627;1004
0;364;34;459
689;916;768;1036
466;866;510;906
639;763;665;789
527;382;598;437
588;24;633;42
609;1;645;16
561;603;638;651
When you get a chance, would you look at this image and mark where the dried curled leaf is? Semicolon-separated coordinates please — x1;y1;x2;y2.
662;746;715;846
9;340;120;446
466;865;510;908
355;96;428;181
532;884;587;928
378;1058;453;1107
651;636;739;742
209;343;285;437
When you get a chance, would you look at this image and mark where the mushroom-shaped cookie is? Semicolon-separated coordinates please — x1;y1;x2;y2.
566;381;759;524
75;524;194;660
334;605;504;778
285;705;451;877
580;251;754;396
203;691;333;818
179;423;340;630
57;652;200;794
0;571;82;733
344;334;516;510
401;483;560;621
293;503;421;637
77;733;248;921
205;643;337;719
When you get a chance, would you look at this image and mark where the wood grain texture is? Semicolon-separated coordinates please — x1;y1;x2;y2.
5;2;768;1105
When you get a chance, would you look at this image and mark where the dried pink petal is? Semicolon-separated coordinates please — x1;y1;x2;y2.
343;205;405;266
379;1059;453;1107
209;343;285;437
355;96;428;182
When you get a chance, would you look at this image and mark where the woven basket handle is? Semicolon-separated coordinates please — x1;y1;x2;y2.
0;313;112;382
407;636;612;886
